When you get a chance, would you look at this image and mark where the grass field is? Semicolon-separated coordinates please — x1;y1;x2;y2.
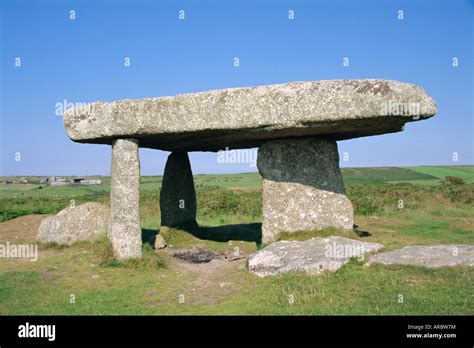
0;165;473;315
405;166;474;183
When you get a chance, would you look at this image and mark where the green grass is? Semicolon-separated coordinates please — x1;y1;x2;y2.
405;165;474;183
194;173;261;189
341;167;437;185
394;216;474;245
0;249;471;315
0;166;473;315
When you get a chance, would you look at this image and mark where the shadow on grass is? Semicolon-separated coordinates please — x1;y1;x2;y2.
194;223;262;244
143;224;370;248
142;228;157;246
142;223;262;246
353;224;372;237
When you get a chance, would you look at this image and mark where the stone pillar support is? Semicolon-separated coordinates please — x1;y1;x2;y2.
108;138;142;259
257;138;354;243
160;151;198;231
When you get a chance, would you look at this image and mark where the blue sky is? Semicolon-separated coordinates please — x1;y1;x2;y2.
1;0;472;176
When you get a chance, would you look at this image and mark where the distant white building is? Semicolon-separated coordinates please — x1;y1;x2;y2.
48;176;102;186
73;177;102;185
49;176;70;186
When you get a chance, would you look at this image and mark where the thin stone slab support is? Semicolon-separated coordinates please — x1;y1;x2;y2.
160;151;198;231
257;138;354;243
108;138;142;259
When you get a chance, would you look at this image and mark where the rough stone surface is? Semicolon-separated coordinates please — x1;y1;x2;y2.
367;245;474;267
37;202;109;245
108;138;142;259
248;236;384;277
154;235;167;250
63;80;436;151
258;138;353;243
160;152;198;230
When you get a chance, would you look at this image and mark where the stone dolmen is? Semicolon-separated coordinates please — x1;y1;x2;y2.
63;80;436;259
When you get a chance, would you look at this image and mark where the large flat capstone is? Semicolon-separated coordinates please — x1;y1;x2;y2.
63;80;436;151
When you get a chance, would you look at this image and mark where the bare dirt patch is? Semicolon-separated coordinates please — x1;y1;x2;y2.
172;246;247;264
449;217;474;231
0;214;47;243
162;247;249;306
173;248;219;264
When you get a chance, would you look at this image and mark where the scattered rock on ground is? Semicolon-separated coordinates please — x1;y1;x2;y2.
367;245;474;267
154;235;167;249
248;236;383;277
37;202;109;245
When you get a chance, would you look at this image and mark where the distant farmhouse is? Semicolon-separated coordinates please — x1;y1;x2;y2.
72;177;102;185
0;178;27;184
48;176;102;186
49;176;69;186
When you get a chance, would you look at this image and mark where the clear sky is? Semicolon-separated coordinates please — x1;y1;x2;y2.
1;0;472;176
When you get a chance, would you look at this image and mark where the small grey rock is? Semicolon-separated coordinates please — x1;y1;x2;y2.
154;235;167;250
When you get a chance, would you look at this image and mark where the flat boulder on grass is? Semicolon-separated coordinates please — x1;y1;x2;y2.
367;245;474;268
248;236;383;277
37;202;110;245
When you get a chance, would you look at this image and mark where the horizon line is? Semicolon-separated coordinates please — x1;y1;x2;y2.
2;163;473;177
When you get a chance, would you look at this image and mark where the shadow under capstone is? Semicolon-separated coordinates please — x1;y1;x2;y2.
142;228;158;247
142;223;262;247
194;223;262;244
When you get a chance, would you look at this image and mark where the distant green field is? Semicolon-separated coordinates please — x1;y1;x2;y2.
342;166;474;185
0;184;110;199
341;167;436;185
194;173;261;189
405;166;474;183
0;166;473;201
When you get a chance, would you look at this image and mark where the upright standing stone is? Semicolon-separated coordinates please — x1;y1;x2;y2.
160;152;198;231
109;138;142;259
258;138;353;243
